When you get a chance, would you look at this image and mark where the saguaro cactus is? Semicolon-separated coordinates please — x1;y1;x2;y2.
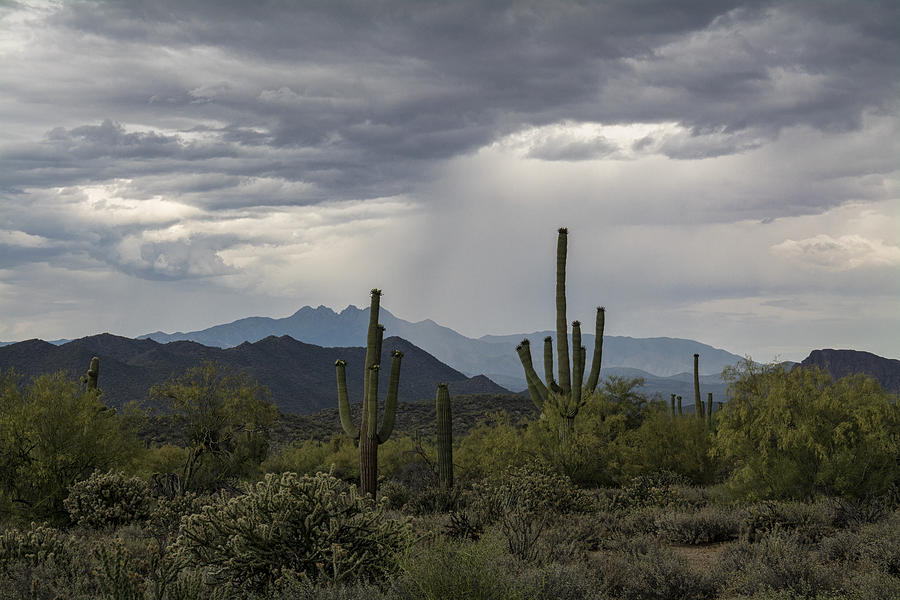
84;356;100;390
694;353;704;419
670;394;676;419
435;383;453;489
707;392;714;427
677;396;683;417
516;228;605;442
335;289;403;497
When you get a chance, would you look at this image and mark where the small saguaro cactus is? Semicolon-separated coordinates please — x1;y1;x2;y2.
707;392;714;427
516;227;606;442
677;396;683;417
335;289;404;497
693;353;704;419
84;356;100;390
670;394;676;419
435;383;453;490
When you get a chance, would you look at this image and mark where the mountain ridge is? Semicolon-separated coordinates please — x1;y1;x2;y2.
0;333;508;414
135;304;747;389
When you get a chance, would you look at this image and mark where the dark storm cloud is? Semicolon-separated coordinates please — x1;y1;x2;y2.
5;1;897;201
1;0;897;291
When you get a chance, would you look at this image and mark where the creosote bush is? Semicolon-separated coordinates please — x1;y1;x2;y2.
174;471;411;591
64;470;153;529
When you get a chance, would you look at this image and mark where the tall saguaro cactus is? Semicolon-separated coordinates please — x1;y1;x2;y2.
516;228;605;442
335;289;403;497
84;356;100;390
435;383;453;489
693;353;704;419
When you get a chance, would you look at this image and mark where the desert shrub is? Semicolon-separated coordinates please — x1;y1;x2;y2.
739;501;834;543
591;536;716;600
837;570;900;600
263;437;359;481
719;528;840;598
830;494;893;528
403;484;462;515
471;463;594;561
175;471;411;591
655;505;741;544
378;479;412;511
64;470;153;529
472;462;594;523
820;511;900;574
394;532;527;600
515;560;606;600
612;471;691;510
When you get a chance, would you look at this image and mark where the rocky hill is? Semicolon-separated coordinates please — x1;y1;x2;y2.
0;334;509;414
801;349;900;393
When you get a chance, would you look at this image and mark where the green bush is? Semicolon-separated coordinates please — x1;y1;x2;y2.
64;470;153;529
174;471;411;591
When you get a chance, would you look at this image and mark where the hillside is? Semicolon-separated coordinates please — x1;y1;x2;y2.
801;349;900;393
0;334;509;414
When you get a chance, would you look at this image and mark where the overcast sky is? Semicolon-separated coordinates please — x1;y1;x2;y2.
1;0;897;362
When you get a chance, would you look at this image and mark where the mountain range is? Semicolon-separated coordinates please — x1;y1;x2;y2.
138;304;747;390
0;333;508;413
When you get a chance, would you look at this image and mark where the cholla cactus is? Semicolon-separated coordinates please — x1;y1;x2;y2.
515;228;605;442
335;289;403;497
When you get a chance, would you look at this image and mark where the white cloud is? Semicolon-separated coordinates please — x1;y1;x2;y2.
771;234;900;270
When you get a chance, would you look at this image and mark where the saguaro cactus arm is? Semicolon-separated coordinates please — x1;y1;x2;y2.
585;307;605;394
571;321;583;410
377;350;403;442
335;360;358;438
516;339;548;410
543;337;561;394
85;356;100;390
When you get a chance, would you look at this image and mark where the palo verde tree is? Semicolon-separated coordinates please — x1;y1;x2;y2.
516;227;606;442
0;369;141;522
335;289;404;497
714;359;900;500
150;362;276;493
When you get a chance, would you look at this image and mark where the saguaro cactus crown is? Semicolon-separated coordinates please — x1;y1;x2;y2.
335;289;403;497
515;228;605;441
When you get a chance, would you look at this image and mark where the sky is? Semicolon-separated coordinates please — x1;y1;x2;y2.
0;0;898;362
